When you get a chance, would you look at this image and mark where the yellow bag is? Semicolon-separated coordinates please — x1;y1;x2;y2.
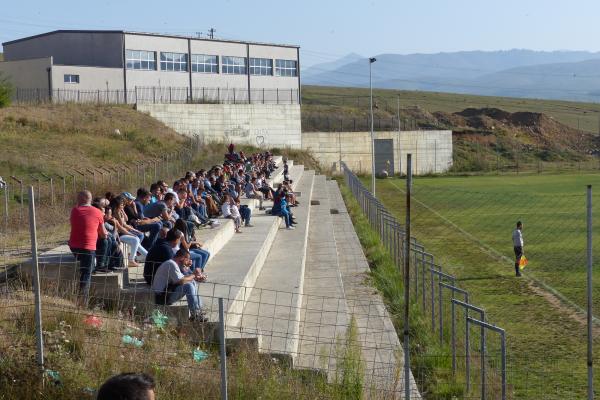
519;256;528;270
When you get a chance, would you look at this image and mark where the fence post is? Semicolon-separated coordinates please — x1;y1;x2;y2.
403;153;412;400
3;184;8;231
28;186;45;369
219;297;228;400
587;185;594;400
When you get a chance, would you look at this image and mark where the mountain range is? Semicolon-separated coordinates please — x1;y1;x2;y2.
302;50;600;102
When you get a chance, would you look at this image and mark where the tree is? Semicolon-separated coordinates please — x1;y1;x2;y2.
0;72;13;108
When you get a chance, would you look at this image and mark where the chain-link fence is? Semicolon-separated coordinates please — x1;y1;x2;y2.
0;142;199;269
342;158;600;399
344;160;516;399
1;216;410;399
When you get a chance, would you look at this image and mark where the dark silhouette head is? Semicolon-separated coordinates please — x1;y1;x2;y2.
97;373;155;400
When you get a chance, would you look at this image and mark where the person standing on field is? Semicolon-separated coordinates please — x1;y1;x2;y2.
513;221;524;277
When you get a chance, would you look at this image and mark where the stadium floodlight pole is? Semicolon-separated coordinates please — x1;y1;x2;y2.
587;185;593;400
403;153;412;400
369;57;377;196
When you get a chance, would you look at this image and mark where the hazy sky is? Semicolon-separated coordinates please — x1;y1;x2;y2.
2;0;600;67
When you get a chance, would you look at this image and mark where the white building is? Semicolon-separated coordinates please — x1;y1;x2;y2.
0;30;301;104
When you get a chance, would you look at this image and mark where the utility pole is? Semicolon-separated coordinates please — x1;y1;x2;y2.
369;57;377;195
208;28;216;39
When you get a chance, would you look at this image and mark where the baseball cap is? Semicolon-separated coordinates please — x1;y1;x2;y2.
121;192;135;200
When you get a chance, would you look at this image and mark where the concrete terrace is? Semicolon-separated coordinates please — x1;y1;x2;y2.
27;156;419;398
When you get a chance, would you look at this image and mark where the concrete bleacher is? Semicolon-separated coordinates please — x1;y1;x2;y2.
25;156;416;395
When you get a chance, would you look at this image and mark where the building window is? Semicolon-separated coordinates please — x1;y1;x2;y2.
191;54;218;73
222;56;247;75
275;59;298;77
64;74;80;84
160;52;188;72
126;50;156;70
249;58;273;76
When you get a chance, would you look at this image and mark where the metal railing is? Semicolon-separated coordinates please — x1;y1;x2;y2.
11;86;300;105
342;160;507;399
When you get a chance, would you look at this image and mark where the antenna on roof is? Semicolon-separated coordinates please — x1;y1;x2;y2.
195;32;203;38
208;28;216;39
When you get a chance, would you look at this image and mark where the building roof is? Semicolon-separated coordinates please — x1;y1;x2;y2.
2;30;300;49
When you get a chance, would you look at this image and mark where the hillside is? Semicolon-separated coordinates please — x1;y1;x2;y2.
303;50;600;102
302;85;600;133
0;104;191;178
301;85;600;171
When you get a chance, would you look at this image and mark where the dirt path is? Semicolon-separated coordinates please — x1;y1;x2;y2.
527;279;600;338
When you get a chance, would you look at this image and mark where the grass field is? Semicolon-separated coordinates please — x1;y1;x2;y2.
303;85;600;134
362;173;600;399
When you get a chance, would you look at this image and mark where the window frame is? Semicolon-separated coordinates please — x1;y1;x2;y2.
125;49;156;71
191;54;219;74
249;58;273;76
160;52;189;72
63;74;80;84
275;59;298;77
222;56;248;75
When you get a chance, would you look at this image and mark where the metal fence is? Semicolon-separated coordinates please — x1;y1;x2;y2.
301;115;428;132
0;189;412;399
342;160;508;399
0;142;198;266
11;86;300;105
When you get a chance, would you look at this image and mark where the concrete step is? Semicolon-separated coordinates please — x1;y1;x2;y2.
295;175;349;377
29;156;290;294
197;165;305;325
235;169;315;363
326;179;421;398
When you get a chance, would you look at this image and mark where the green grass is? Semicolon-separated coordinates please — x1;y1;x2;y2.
338;181;464;399
302;85;600;134
366;173;600;399
0;103;189;178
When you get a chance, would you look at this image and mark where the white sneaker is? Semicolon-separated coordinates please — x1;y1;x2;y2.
286;226;295;230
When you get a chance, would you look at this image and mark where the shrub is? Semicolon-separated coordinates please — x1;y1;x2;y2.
0;72;13;108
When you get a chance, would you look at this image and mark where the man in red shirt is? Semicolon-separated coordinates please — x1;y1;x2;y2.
69;191;107;306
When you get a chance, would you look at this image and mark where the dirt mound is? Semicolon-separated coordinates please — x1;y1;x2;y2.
433;107;600;157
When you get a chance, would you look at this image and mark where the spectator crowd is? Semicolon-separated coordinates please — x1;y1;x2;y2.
68;145;299;320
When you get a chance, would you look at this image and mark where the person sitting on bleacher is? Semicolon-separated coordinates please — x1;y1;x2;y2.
281;180;299;207
144;192;176;228
189;178;210;222
237;198;253;228
221;193;242;233
152;248;207;322
110;196;147;268
143;228;182;285
197;180;220;218
244;177;265;210
174;219;210;274
92;197;123;273
130;189;163;249
280;192;296;230
257;173;274;201
149;183;162;204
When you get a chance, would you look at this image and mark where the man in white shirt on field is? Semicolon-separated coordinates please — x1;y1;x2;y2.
512;221;524;277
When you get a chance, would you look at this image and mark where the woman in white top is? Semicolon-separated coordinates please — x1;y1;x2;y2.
221;193;242;233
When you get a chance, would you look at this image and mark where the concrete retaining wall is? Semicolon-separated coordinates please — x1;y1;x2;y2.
301;130;453;175
137;103;301;149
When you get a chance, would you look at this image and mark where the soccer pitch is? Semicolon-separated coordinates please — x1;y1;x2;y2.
365;173;600;398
